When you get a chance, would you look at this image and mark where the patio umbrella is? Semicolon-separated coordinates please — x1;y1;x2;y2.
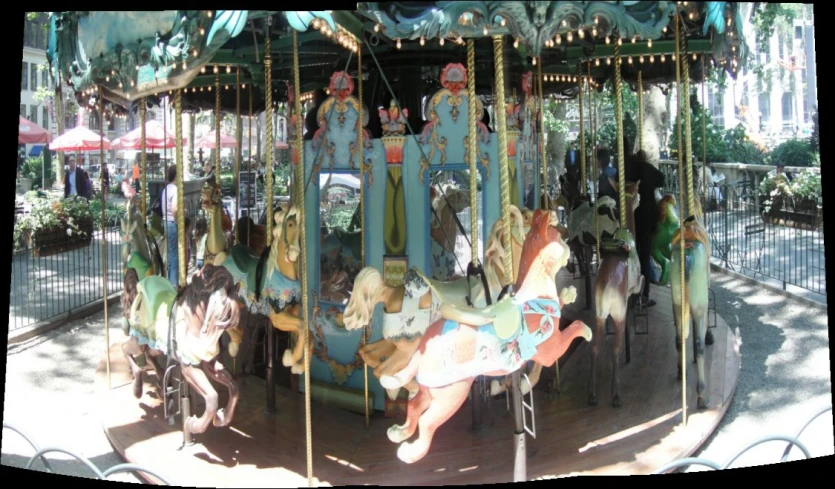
49;126;112;151
19;115;52;144
115;120;183;149
194;130;236;149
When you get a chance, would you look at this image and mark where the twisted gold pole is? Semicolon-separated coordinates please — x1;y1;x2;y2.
235;68;242;238
638;71;644;152
176;89;186;286
538;59;547;211
702;55;708;211
358;44;370;430
682;29;695;217
291;29;313;487
248;87;253;245
215;71;221;187
100;86;110;390
589;63;600;269
493;35;513;281
467;40;480;264
579;70;586;198
266;36;275;245
675;9;688;427
614;45;626;229
140;98;147;218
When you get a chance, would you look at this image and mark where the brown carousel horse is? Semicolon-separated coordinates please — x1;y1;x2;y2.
379;209;592;464
121;264;244;434
201;180;234;266
589;178;643;408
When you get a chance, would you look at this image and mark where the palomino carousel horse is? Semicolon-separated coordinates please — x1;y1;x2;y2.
671;216;712;409
121;264;244;434
429;182;473;280
589;179;643;408
220;205;310;374
344;206;565;401
201;180;234;266
378;209;593;464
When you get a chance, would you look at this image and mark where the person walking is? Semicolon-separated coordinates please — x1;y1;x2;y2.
161;165;180;287
625;150;666;308
63;154;92;199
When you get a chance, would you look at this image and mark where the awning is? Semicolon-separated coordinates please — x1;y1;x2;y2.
29;145;45;157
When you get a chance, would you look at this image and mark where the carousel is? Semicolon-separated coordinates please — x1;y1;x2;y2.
47;4;744;484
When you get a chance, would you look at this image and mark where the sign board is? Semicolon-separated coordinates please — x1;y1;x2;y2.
239;171;257;211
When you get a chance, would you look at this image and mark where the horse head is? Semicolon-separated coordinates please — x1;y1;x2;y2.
272;205;301;265
515;209;569;299
484;206;527;288
672;216;710;250
659;194;679;225
182;264;243;337
201;180;223;212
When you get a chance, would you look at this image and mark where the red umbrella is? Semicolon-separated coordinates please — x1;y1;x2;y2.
49;126;112;151
195;130;236;149
19;116;52;144
113;120;183;149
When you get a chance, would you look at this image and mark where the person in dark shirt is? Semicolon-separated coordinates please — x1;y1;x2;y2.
596;147;618;202
625;149;666;308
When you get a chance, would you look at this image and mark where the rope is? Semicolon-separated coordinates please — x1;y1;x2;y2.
614;44;626;229
176;89;186;287
638;71;643;152
467;40;479;266
291;29;314;487
99;86;111;390
358;44;370;430
538;58;547;211
579;67;586;198
675;8;688;427
492;35;513;282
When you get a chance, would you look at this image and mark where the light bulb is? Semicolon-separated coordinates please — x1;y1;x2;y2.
226;64;231;73
650;54;655;63
592;26;598;37
201;66;206;74
396;39;401;49
567;31;573;42
606;36;610;44
106;76;110;82
632;36;637;43
242;83;246;89
606;57;611;65
483;26;488;35
628;56;633;64
640;55;644;63
661;54;666;62
556;34;561;44
207;11;212;18
595;58;600;66
500;17;506;27
532;57;537;65
663;26;667;33
374;24;379;32
182;62;187;69
648;39;653;48
672;54;676;61
693;53;697;60
440;38;444;46
200;27;205;36
578;29;584;39
543;75;547;82
618;37;622;46
595;16;599;25
562;20;567;27
420;37;424;46
513;38;519;48
225;84;229;90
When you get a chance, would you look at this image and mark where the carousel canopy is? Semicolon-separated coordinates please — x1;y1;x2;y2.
48;5;748;111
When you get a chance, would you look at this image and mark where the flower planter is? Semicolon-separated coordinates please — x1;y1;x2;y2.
19;178;33;192
760;195;823;231
28;219;95;258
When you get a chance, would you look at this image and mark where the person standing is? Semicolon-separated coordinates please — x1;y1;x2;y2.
596;147;618;202
564;142;579;182
161;165;180;287
132;160;141;192
625;150;666;308
64;154;92;199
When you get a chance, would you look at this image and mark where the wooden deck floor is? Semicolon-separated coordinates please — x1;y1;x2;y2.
95;269;739;485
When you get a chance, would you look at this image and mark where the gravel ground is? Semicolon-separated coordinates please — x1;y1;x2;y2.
2;270;832;481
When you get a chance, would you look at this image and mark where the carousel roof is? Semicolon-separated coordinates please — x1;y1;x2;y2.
47;4;748;111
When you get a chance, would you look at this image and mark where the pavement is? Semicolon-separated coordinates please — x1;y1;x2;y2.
2;261;831;482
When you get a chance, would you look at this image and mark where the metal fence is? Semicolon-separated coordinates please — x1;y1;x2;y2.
8;223;124;332
659;167;826;299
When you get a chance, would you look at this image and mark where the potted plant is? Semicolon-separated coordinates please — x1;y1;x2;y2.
18;156;44;192
14;195;95;257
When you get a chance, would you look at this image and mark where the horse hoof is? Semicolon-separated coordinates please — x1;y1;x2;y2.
387;424;411;444
282;349;294;367
213;409;228;427
612;394;622;408
397;442;420;464
386;389;401;401
705;330;715;345
698;396;709;410
588;393;598;406
291;363;305;375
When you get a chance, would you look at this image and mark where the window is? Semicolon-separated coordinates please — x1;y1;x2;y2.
41;68;48;88
795;25;803;40
30;64;38;91
708;88;724;129
20;104;26;117
758;93;770;125
30;105;38;125
22;61;28;90
782;92;793;120
42;107;49;130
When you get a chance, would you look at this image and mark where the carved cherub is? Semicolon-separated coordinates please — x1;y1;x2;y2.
379;99;409;137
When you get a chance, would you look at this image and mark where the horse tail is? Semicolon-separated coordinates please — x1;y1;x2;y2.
343;267;389;331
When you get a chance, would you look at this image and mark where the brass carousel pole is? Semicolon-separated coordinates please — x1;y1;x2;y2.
702;54;708;211
675;9;688;427
248;88;253;246
175;87;193;445
99;86;111;390
494;34;524;483
538;58;547;212
358;43;371;430
235;68;242;238
614;45;626;235
141;98;147;218
579;68;587;198
589;62;601;274
264;22;277;416
292;28;314;487
215;70;222;186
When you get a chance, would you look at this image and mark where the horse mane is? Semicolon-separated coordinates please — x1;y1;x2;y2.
483;206;525;285
515;209;560;288
266;205;297;282
179;264;240;333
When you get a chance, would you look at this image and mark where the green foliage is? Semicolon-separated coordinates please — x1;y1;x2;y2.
769;139;816;167
22;156;45;187
723;124;769;164
14;195;96;249
809;106;819;152
789;170;822;204
671;91;727;163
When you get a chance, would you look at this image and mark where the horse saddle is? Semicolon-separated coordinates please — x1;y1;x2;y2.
137;275;178;323
600;238;631;257
127;251;153;279
404;267;473;315
440;294;521;341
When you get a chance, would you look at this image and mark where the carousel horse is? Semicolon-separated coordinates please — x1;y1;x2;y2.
589;178;643;408
429;183;473;281
344;206;563;401
235;215;268;257
121;264;244;434
671;216;712;409
220;204;310;374
378;209;592;464
651;194;679;286
201;180;234;266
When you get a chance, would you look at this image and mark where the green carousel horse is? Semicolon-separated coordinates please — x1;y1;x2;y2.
220;204;310;374
121;264;244;434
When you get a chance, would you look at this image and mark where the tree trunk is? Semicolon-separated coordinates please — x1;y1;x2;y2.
548;102;568;180
53;76;66;189
638;85;668;168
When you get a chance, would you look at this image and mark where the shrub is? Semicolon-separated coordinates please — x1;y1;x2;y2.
769;139;816;167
